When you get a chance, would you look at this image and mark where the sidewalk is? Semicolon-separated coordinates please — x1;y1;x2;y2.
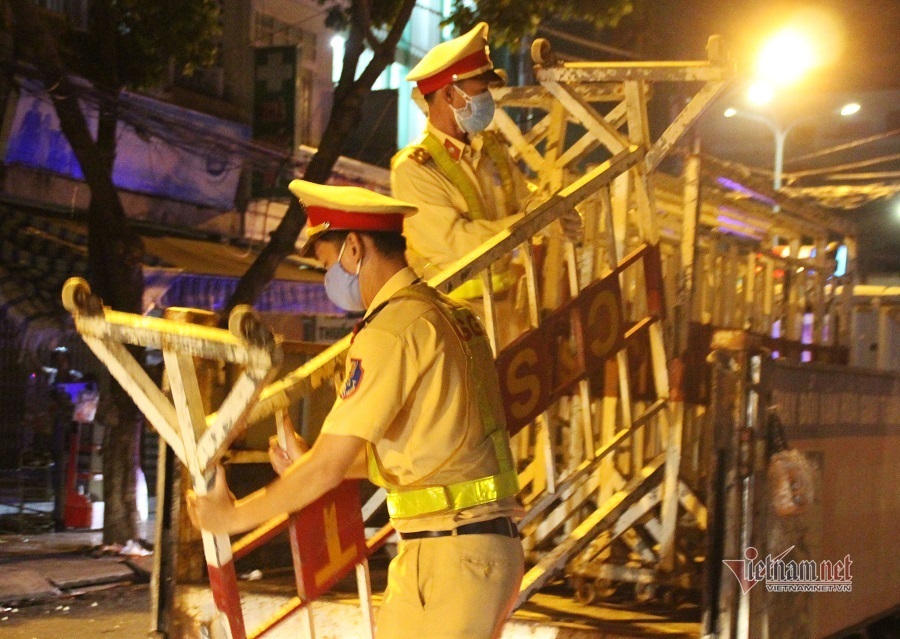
0;521;700;638
0;522;154;606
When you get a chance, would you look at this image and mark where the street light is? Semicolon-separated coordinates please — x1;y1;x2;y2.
746;81;775;107
840;102;861;116
721;103;860;191
755;29;818;88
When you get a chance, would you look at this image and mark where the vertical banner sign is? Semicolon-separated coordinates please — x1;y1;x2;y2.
496;328;552;435
577;275;626;377
546;302;582;402
293;480;367;601
253;46;297;145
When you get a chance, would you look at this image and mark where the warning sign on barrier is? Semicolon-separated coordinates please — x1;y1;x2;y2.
292;480;367;600
496;272;625;434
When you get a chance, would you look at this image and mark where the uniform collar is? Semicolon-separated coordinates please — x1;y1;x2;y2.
426;120;482;163
364;267;419;319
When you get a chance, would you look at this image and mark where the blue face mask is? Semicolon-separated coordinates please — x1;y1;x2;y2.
451;84;495;136
324;239;366;312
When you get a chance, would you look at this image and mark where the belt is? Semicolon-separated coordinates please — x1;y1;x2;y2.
398;516;519;541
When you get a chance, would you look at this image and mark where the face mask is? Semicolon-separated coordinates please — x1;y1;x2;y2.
451;84;495;136
324;239;366;312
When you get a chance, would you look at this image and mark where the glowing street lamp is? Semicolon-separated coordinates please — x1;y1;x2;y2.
840;102;861;116
721;103;860;191
720;22;850;193
746;81;775;107
755;29;819;88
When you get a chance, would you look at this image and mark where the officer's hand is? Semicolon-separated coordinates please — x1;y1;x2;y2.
559;209;584;244
268;431;309;476
186;465;237;534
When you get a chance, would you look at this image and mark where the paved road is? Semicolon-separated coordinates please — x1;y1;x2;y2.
1;584;152;639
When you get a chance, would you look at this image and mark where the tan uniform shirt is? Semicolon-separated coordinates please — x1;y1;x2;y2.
392;122;531;280
320;267;521;533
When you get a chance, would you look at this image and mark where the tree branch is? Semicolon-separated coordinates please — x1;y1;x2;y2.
357;0;415;88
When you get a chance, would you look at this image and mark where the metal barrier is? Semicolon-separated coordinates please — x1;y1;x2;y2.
70;37;879;634
703;331;900;639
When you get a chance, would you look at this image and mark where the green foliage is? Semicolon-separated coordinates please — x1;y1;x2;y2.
447;0;633;47
60;0;221;88
316;0;410;34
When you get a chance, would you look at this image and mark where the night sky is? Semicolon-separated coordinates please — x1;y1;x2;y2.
598;0;900;276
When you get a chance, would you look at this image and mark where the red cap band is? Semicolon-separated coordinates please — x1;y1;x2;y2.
416;49;492;95
307;206;405;234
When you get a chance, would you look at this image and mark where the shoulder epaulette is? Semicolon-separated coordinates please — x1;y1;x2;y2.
409;146;431;164
391;144;431;169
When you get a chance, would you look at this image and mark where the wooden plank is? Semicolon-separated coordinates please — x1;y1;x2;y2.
198;372;266;472
480;268;500;356
82;336;185;463
492;108;544;173
515;453;666;608
535;60;733;84
645;81;729;172
74;311;278;375
164;350;245;639
657;401;683;572
679;480;708;531
542;81;629;153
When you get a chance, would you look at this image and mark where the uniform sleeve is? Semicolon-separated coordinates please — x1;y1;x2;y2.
509;153;536;208
392;157;523;271
320;322;431;443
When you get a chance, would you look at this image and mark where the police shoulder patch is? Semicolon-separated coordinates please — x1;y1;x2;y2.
340;358;364;399
409;146;431;164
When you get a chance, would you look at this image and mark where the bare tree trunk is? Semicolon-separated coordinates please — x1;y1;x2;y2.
220;0;416;320
99;385;141;543
8;0;144;544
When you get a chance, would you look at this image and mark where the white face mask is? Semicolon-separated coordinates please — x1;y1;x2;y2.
323;239;366;312
450;84;496;136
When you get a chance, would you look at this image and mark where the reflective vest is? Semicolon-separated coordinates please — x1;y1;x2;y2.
417;131;518;300
365;283;519;520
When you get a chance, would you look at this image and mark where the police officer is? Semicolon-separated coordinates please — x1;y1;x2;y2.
392;22;581;347
189;181;524;639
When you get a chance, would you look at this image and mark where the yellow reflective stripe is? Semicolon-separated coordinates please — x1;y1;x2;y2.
447;269;517;300
420;133;487;220
385;469;520;519
481;131;516;216
364;283;520;519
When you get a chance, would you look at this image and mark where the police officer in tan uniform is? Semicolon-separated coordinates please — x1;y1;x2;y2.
189;181;524;639
392;23;581;348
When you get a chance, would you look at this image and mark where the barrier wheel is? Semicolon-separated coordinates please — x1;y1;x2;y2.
531;38;555;66
228;304;255;338
61;277;91;312
573;577;597;605
634;582;657;603
595;577;617;600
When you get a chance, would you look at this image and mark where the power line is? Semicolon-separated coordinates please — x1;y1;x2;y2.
786;153;900;181
16;77;296;175
785;128;900;166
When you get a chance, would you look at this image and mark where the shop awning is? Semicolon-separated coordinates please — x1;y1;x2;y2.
0;204;339;357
